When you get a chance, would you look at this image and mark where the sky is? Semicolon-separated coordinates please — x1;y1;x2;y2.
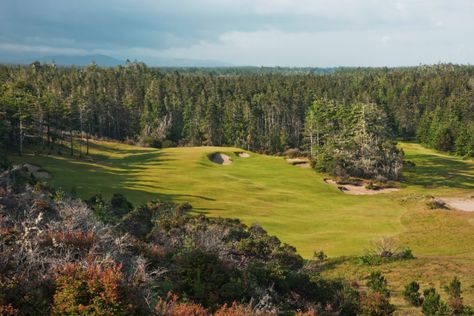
0;0;473;67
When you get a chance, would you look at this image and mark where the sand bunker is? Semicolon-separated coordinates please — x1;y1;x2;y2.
440;197;474;212
286;158;311;169
210;153;232;165
236;152;250;158
24;163;52;180
325;179;399;195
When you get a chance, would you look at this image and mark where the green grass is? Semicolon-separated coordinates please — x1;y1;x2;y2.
11;140;474;259
10;140;474;312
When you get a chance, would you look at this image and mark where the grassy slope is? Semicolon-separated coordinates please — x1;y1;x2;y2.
10;141;474;313
12;141;407;257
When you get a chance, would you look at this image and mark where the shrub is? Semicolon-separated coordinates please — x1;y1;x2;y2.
110;193;133;217
332;283;360;315
444;277;464;314
172;250;244;308
120;205;153;239
403;281;423;307
161;140;176;148
426;199;448;210
283;148;300;159
422;288;442;316
213;302;254;316
366;272;390;297
359;291;395;316
51;263;133;316
141;136;162;148
313;251;327;261
155;292;208;316
0;304;19;316
358;238;414;265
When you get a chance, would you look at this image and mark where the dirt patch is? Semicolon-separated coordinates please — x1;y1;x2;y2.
209;153;232;165
286;158;311;169
440;197;474;212
24;163;52;180
324;179;399;195
235;152;250;158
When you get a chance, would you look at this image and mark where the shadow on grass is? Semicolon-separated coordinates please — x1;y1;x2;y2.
403;153;474;189
11;146;215;207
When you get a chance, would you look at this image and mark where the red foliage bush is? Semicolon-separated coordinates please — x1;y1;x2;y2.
155;292;208;316
52;262;133;316
0;304;19;316
213;302;254;316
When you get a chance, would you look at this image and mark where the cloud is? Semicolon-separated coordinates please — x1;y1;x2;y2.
0;0;473;66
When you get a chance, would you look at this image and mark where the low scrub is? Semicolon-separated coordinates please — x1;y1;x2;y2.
357;237;414;266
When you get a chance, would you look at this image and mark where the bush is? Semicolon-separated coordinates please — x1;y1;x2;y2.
0;304;18;316
110;193;134;217
52;263;133;316
403;281;423;307
155;292;208;316
366;272;390;297
141;136;162;148
333;283;361;315
283;148;300;158
313;250;327;261
213;302;254;316
422;288;443;316
161;139;176;148
444;277;464;314
119;205;153;239
426;199;448;210
360;291;395;316
358;238;414;265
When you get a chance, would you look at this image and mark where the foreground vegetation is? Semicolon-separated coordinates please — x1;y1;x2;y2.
8;139;474;314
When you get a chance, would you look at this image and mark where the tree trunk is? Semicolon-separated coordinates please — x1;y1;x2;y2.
70;129;74;156
19;118;23;156
86;130;89;155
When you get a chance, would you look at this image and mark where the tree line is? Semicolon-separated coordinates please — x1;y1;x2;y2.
0;62;473;159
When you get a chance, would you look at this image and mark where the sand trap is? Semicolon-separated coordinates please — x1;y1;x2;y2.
236;152;250;158
24;163;52;180
210;153;232;165
325;179;399;195
286;158;311;168
441;197;474;212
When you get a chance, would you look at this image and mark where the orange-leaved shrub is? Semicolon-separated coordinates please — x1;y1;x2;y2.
155;292;208;316
51;262;133;316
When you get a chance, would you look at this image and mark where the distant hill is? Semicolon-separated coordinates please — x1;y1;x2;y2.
31;54;124;67
0;53;232;67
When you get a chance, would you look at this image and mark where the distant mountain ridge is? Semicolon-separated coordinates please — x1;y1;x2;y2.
0;53;233;67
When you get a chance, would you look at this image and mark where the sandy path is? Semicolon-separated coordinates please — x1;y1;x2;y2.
441;197;474;212
325;179;400;195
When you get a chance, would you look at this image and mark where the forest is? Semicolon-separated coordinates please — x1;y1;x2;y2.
1;63;473;164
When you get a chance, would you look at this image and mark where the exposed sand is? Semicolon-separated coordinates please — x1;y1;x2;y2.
325;179;400;195
210;153;232;165
286;158;311;168
441;197;474;212
24;163;52;180
236;152;250;158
